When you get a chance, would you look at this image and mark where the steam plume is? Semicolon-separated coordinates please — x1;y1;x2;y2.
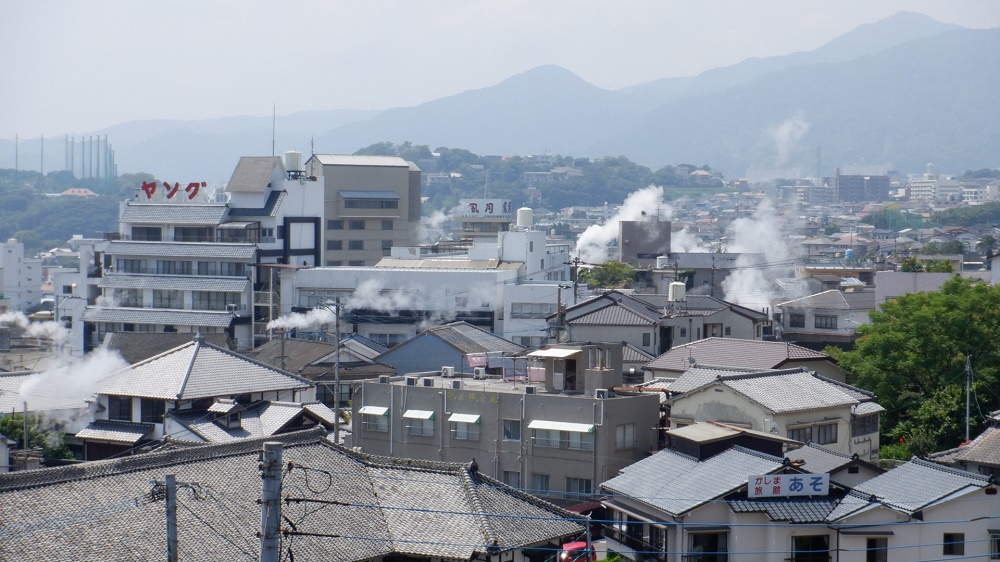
575;186;673;264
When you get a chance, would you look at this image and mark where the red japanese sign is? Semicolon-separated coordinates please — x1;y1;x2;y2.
141;181;205;200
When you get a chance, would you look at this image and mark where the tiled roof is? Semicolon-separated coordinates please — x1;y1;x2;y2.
778;289;876;311
622;343;654;363
829;458;991;519
224;156;280;193
95;339;312;400
566;303;658;326
728;497;840;523
424;321;525;355
107;240;256;259
929;426;1000;467
601;445;785;516
75;420;154;444
786;443;858;475
172;401;337;442
0;372;92;413
852;401;885;416
0;428;581;561
103;332;231;365
120;203;228;225
247;338;342;373
645;338;832;373
99;273;249;293
82;307;236;328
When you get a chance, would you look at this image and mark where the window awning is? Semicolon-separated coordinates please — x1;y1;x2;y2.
527;348;581;359
402;409;435;420
358;405;389;416
448;413;481;424
528;420;593;433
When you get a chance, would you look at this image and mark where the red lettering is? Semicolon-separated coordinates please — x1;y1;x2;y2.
141;181;157;199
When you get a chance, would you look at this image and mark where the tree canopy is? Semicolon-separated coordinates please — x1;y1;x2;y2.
579;261;636;289
830;276;1000;457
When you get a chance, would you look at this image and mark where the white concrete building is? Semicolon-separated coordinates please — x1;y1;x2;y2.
0;239;42;312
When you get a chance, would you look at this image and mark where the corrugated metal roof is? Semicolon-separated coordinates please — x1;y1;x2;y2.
602;445;784;516
225;156;280;193
120;203;228;225
82;307;236;328
99;273;249;293
95;339;312;400
312;154;411;167
107;241;257;260
645;338;832;373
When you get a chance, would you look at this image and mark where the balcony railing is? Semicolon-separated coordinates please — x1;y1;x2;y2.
603;525;666;560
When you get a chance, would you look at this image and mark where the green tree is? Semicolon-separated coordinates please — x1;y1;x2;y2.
829;277;1000;453
977;233;997;263
579;261;635;289
0;414;74;460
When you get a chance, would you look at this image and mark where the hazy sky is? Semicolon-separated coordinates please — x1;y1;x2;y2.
2;0;998;140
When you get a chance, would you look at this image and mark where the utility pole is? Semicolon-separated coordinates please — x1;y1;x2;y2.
966;356;972;442
334;297;341;444
165;474;178;562
259;441;283;562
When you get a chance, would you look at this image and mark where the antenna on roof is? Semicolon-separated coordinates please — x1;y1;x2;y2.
271;104;276;157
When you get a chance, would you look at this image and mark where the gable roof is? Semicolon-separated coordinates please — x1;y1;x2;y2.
602;445;785;516
668;367;874;414
120;203;228;225
786;443;885;477
384;321;525;358
168;401;337;442
95;337;312;400
828;458;991;520
929;423;1000;468
0;428;581;561
645;338;833;373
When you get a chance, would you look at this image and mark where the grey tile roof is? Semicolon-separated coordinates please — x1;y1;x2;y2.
645;338;832;373
828;458;991;519
103;332;231;365
107;240;257;259
120;203;228;225
82;307;236;328
728;497;840;523
423;321;526;355
171;401;337;442
622;343;654;363
95;339;312;400
601;445;785;516
99;273;249;293
247;338;342;373
929;425;1000;467
224;156;280;193
786;444;857;474
0;428;581;561
567;303;658;326
75;420;154;443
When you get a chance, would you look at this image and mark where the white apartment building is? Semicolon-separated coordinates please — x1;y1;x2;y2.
0;238;43;312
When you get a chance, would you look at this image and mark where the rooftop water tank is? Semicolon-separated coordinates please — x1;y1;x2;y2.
668;281;687;302
516;207;534;228
283;150;303;172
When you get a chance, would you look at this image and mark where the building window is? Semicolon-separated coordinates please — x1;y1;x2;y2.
348;260;365;266
990;533;1000;559
260;227;275;242
326;260;342;267
568;431;594;451
502;470;520;487
119;288;142;308
566;477;592;499
219;262;246;277
789;422;838;445
531;473;550;496
616;423;636;449
724;326;731;336
362;413;388;432
192;291;240;311
815;315;838;329
511;302;557;319
156;260;193;275
455;296;468;308
115;259;144;273
453;421;480;441
348;220;365;230
152;289;181;308
327;220;343;230
789;314;806;328
503;419;521;441
348;240;364;251
679;327;687;337
108;396;131;421
943;533;964;556
381;220;393;230
327;240;343;250
866;537;888;562
689;532;728;561
408;418;434;437
534;428;561;448
791;535;829;562
369;333;406;347
140;398;165;424
642;333;651;347
851;413;880;437
344;198;398;209
381;239;393;250
131;226;162;241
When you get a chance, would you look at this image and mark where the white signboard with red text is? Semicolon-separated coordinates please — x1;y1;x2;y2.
748;473;829;498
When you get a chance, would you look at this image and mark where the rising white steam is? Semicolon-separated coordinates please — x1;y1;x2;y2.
18;347;130;409
721;198;798;309
768;116;810;166
0;311;68;344
670;226;706;253
266;307;337;331
575;185;673;264
420;210;451;244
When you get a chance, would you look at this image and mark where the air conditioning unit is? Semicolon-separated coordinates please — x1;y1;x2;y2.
422;378;435;387
405;376;418;386
441;366;455;378
378;375;391;384
451;380;462;390
595;389;609;399
473;367;486;379
524;385;537;395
